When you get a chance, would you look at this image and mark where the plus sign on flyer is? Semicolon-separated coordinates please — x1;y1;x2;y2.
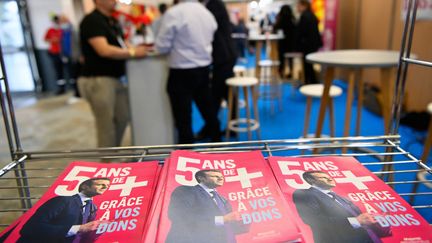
108;176;148;196
225;168;263;188
334;171;374;190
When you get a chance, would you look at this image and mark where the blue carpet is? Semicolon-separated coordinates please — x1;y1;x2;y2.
193;79;429;150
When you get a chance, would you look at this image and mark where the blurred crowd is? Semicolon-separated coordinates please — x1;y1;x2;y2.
46;0;322;147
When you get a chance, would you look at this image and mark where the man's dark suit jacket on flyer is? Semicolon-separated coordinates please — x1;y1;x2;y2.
167;185;241;243
293;187;375;243
17;194;97;243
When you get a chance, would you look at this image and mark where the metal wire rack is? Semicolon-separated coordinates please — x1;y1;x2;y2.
0;0;431;230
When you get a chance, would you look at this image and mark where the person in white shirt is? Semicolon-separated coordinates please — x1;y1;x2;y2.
155;0;220;144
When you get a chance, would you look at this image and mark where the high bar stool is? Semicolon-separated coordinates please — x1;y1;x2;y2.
300;84;343;138
233;65;247;77
284;52;304;94
258;59;282;113
225;77;261;141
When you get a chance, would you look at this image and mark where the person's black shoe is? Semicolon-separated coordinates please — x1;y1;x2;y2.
55;90;66;95
211;136;222;143
195;127;211;141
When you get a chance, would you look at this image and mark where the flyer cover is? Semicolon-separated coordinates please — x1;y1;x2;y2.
2;161;160;243
156;150;301;243
268;156;432;243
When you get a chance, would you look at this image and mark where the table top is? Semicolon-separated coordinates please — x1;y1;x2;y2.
248;33;284;41
306;49;401;68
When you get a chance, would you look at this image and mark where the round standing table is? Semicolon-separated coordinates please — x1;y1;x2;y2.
248;33;284;78
306;49;401;143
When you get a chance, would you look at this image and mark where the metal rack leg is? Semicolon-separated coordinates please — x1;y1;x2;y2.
355;69;364;136
341;70;355;153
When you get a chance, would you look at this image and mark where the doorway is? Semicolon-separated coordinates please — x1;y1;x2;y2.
0;0;37;92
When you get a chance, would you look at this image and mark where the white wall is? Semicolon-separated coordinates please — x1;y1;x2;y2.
27;0;62;49
28;0;175;49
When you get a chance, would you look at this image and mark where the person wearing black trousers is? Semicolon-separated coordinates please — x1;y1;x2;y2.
197;0;238;141
273;4;297;79
156;0;220;144
296;0;323;84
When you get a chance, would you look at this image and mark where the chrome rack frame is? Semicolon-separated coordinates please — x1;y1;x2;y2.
0;0;431;230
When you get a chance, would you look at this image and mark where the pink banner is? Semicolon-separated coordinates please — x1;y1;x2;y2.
322;0;339;51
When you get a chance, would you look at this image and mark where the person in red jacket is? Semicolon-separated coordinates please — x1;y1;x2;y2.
44;15;66;94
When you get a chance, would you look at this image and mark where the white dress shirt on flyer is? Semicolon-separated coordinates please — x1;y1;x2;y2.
155;0;217;69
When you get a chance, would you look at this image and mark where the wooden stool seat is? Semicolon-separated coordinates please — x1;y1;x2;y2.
300;84;343;139
258;59;280;67
299;84;343;98
225;77;261;140
226;77;258;86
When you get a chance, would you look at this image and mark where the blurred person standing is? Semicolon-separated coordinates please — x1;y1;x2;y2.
152;3;168;36
44;15;65;95
232;18;248;61
196;0;237;141
296;0;322;84
259;13;274;34
78;0;149;148
59;15;81;99
273;5;296;79
155;0;220;144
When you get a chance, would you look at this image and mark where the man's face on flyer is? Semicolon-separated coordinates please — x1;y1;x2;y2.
82;179;111;197
201;171;224;189
310;172;336;190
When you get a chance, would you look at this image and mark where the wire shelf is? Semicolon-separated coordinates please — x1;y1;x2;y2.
0;135;431;228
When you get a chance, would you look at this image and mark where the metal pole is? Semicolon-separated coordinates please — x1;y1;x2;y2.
0;55;17;159
0;28;32;211
390;0;417;135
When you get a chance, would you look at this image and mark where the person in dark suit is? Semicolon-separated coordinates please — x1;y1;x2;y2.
196;0;238;141
296;0;323;84
166;169;246;243
293;171;386;243
273;4;297;79
17;177;111;243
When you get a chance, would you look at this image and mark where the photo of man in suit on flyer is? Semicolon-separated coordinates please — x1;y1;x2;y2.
166;169;247;243
293;171;391;243
17;177;111;243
